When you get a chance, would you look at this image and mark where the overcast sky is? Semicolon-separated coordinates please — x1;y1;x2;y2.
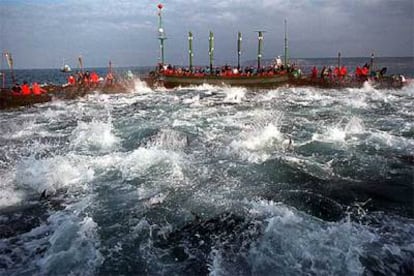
1;0;413;69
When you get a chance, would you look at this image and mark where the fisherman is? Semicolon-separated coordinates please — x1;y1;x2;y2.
275;56;283;70
126;70;134;80
12;82;21;95
311;66;318;79
83;71;90;85
76;71;83;84
67;74;76;85
90;71;99;86
21;81;31;95
105;72;114;85
32;82;46;95
320;66;327;79
340;66;347;79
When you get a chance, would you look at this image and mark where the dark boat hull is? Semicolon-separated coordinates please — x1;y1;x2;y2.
0;91;52;110
290;76;406;90
156;73;290;89
0;81;135;110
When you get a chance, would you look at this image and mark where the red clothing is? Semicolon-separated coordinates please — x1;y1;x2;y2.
21;84;31;95
361;67;369;76
311;67;318;78
90;72;99;84
32;83;45;95
68;75;76;85
340;66;347;77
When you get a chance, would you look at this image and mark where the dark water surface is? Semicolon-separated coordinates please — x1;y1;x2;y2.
0;59;413;275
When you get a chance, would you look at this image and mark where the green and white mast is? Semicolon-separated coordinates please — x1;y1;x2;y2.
209;31;214;74
157;4;166;65
237;32;242;70
257;31;264;69
284;19;288;68
188;31;193;71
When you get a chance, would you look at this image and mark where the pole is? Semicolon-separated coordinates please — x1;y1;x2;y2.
209;31;214;75
4;51;16;84
78;56;83;73
1;52;4;88
237;32;242;70
284;19;288;68
257;31;264;69
338;52;341;68
188;31;193;71
109;60;112;74
370;52;374;75
157;4;166;65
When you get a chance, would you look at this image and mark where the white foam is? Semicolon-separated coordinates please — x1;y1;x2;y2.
37;213;103;275
14;154;95;195
183;94;201;105
70;120;120;153
312;117;365;143
222;87;246;103
247;200;376;275
230;114;286;163
133;78;154;94
119;147;183;181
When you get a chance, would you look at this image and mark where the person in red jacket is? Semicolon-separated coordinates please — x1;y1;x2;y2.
311;66;318;79
68;75;76;85
21;81;31;95
32;82;46;95
90;71;99;87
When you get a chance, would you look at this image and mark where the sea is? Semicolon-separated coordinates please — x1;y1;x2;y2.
0;57;413;275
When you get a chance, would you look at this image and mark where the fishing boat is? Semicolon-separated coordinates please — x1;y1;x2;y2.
60;58;72;73
0;89;52;109
147;4;408;90
152;70;290;89
147;4;293;89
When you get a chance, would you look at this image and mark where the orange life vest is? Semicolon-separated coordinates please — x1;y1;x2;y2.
21;84;31;95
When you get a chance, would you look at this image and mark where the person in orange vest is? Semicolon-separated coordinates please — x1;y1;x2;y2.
68;75;76;85
90;71;99;86
340;66;347;78
32;82;46;95
21;81;31;95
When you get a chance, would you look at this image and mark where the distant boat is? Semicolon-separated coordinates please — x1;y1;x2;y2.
60;59;72;73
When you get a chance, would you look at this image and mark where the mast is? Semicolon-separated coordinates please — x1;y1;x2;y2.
188;31;193;71
237;32;242;70
209;31;214;74
257;31;264;69
4;51;16;84
78;55;83;73
370;52;374;75
157;4;167;65
337;52;341;68
1;51;4;88
284;19;288;68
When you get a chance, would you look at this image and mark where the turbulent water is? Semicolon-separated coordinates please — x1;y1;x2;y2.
1;77;414;275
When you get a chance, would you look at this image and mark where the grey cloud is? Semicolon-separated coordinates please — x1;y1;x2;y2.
1;0;412;68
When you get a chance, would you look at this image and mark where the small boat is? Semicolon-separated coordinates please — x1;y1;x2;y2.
60;59;72;73
0;89;52;110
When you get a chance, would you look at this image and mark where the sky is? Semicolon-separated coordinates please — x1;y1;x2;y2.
0;0;413;69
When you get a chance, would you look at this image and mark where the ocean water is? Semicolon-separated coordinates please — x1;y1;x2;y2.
0;58;413;275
